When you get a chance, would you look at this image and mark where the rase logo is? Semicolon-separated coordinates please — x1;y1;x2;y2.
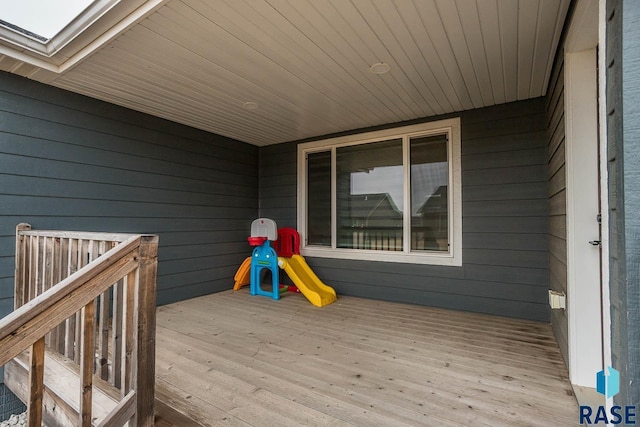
579;366;636;425
597;366;620;398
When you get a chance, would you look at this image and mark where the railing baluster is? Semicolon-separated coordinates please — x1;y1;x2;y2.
89;239;97;263
64;320;75;359
22;232;31;306
65;318;75;358
122;271;136;394
97;241;110;381
66;238;79;359
14;224;31;309
77;239;85;268
80;300;95;427
74;239;88;363
51;237;62;352
27;337;45;427
99;283;111;380
38;237;45;296
29;236;36;301
112;278;125;389
45;236;55;348
55;237;67;354
46;236;54;292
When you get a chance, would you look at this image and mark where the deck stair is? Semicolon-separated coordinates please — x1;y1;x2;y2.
0;224;159;427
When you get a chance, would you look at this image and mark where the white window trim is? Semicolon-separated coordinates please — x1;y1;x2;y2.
297;118;462;266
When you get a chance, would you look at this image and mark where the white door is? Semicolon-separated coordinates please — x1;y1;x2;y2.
563;0;605;388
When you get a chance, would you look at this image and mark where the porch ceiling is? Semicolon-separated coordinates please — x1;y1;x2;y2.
0;0;570;146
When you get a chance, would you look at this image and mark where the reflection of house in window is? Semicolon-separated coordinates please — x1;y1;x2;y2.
414;186;448;251
348;193;402;227
339;193;403;251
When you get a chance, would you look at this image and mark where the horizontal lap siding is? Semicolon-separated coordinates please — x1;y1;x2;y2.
260;99;550;321
259;142;298;228
545;42;569;364
608;0;640;407
607;0;626;402
0;71;258;313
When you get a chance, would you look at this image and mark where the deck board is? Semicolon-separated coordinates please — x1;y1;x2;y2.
154;291;577;426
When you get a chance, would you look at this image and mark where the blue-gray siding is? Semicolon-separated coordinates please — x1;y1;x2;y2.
0;71;258;314
546;20;569;365
607;0;640;407
260;99;550;321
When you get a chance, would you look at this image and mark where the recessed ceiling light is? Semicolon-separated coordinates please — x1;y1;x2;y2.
243;101;259;110
370;62;391;75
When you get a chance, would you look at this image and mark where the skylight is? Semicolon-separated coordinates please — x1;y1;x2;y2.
0;0;94;41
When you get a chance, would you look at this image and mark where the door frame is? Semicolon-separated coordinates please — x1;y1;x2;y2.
563;0;610;388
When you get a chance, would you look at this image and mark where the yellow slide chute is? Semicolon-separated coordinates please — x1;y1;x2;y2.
232;256;252;291
278;255;337;307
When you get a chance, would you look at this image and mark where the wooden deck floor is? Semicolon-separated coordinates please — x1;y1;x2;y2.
154;290;578;426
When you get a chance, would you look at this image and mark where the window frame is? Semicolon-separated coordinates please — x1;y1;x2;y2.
0;0;120;55
0;0;157;72
297;117;462;266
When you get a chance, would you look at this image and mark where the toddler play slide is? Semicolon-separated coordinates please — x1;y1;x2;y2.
233;254;337;307
233;256;251;291
277;255;337;307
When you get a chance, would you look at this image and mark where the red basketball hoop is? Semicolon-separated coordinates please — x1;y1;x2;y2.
248;236;267;246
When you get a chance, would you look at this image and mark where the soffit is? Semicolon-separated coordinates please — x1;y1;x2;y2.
0;0;571;146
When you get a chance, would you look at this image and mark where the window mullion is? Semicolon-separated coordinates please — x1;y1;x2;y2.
331;146;337;250
447;129;454;255
402;136;411;253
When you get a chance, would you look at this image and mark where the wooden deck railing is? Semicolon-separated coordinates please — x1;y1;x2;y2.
0;224;159;426
339;227;446;251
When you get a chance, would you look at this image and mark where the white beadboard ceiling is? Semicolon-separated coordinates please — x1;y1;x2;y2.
0;0;571;146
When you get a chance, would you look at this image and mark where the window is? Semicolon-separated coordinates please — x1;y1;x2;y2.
0;0;127;63
298;118;461;266
0;0;94;41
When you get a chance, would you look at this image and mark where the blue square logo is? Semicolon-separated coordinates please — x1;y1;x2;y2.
596;366;620;398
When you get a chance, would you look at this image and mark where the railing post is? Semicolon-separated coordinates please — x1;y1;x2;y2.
27;337;45;427
133;235;158;426
15;223;31;309
80;300;95;427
